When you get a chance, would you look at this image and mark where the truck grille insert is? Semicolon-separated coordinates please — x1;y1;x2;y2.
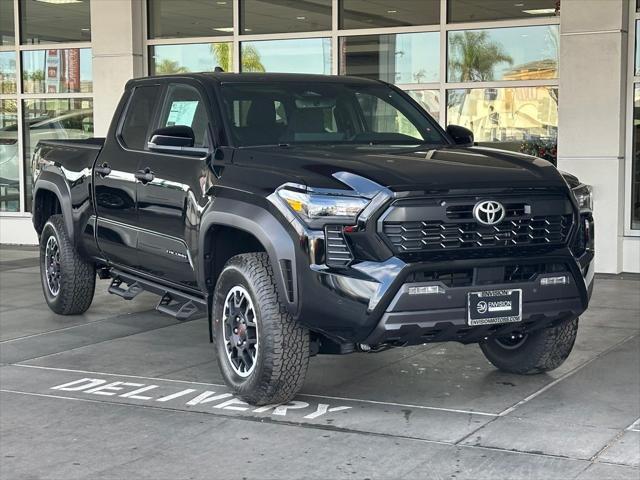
325;225;353;267
383;215;572;252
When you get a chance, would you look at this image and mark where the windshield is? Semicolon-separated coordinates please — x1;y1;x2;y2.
220;82;446;147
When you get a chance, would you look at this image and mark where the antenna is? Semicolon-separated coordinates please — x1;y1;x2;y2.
214;66;225;73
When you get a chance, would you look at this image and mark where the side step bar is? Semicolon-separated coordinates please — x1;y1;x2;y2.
108;269;206;321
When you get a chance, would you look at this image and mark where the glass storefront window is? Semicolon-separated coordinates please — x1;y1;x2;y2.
148;0;233;39
406;90;440;121
636;20;640;76
241;0;331;35
0;52;17;94
0;100;19;212
448;0;558;23
150;43;234;75
20;0;91;44
0;0;15;45
448;25;558;82
340;32;439;84
632;86;640;229
446;87;558;163
22;48;92;94
23;98;93;210
240;38;331;74
340;0;439;29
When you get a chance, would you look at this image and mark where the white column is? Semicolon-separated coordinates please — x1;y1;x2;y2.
557;0;629;273
90;0;145;136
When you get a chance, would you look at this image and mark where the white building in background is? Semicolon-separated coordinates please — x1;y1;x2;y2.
0;0;638;273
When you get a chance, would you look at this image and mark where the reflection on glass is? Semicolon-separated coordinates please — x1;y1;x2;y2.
150;43;234;75
0;0;15;45
632;86;640;229
340;0;438;29
448;0;558;23
0;100;19;212
22;48;92;93
0;52;17;94
148;0;233;39
446;87;558;163
241;38;331;74
340;32;439;84
636;21;640;76
241;0;331;35
448;25;558;82
20;0;90;44
406;90;440;121
23;98;93;210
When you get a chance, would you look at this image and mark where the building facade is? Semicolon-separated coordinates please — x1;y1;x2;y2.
0;0;638;273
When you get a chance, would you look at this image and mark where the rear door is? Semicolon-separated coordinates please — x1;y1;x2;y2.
94;84;161;268
135;81;216;290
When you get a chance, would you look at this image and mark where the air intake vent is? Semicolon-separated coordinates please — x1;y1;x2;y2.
325;225;353;267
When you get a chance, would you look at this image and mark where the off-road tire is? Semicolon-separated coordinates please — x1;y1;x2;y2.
480;318;579;374
213;252;309;405
40;215;96;315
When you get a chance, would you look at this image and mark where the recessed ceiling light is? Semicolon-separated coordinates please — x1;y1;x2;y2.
244;28;252;32
387;10;397;13
214;27;234;32
514;2;524;6
81;27;90;31
296;16;306;20
35;0;83;4
216;1;227;4
522;8;556;14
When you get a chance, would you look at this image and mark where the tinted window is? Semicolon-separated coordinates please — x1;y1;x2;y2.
240;38;331;74
0;0;14;45
150;43;234;75
148;0;233;39
340;0;439;29
449;0;558;23
20;0;91;44
121;86;161;150
158;84;210;148
0;52;16;94
221;82;445;147
22;48;92;94
241;0;331;35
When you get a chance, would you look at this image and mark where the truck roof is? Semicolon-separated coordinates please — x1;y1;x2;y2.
125;72;382;89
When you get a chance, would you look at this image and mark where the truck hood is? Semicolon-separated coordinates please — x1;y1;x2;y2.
232;144;568;196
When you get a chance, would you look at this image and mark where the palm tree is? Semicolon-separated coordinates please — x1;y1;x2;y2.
210;43;265;72
448;31;513;82
155;59;188;75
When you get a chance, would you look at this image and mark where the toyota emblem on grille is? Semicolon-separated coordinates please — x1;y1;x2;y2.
473;200;506;225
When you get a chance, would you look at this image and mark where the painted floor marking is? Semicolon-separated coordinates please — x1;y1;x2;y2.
13;363;498;417
497;333;638;417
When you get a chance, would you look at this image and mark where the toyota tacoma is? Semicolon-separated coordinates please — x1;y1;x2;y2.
31;73;594;405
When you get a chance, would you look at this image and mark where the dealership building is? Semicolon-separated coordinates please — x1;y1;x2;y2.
0;0;638;273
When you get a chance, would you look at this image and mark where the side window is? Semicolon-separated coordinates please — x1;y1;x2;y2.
121;85;161;150
159;84;210;148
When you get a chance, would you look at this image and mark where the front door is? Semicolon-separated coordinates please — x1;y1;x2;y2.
135;82;215;290
94;84;162;268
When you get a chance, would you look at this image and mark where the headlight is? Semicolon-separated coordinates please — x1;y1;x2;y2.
572;183;593;211
277;186;370;228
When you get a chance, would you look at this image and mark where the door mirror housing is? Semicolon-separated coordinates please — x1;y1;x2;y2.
147;125;208;157
446;125;474;147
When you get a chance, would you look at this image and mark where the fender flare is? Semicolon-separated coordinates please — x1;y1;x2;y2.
32;171;74;243
198;198;298;313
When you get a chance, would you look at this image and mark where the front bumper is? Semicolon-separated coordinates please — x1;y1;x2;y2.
295;248;594;345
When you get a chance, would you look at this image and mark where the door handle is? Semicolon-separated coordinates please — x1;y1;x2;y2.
94;162;111;177
135;167;155;184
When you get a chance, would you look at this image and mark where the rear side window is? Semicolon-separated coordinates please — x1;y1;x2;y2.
120;85;161;150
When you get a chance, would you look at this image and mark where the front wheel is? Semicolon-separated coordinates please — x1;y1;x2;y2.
40;215;96;315
479;318;579;374
213;252;309;406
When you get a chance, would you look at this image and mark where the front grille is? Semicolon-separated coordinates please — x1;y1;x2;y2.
325;225;353;267
383;215;572;252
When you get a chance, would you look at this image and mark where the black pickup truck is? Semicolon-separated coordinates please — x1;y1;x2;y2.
32;73;594;405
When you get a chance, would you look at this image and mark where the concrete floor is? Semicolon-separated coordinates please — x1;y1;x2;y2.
0;245;638;480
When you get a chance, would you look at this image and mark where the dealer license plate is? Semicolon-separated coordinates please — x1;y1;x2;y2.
467;289;522;326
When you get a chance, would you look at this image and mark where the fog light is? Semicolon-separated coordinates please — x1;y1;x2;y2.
541;275;569;286
408;285;445;295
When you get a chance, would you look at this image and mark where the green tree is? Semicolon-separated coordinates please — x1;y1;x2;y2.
448;31;513;82
155;59;188;75
210;43;265;72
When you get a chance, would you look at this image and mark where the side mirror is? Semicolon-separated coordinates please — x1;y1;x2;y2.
446;125;474;147
148;125;208;157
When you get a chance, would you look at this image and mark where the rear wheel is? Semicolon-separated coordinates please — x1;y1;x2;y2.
213;252;309;406
40;215;96;315
479;318;578;374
